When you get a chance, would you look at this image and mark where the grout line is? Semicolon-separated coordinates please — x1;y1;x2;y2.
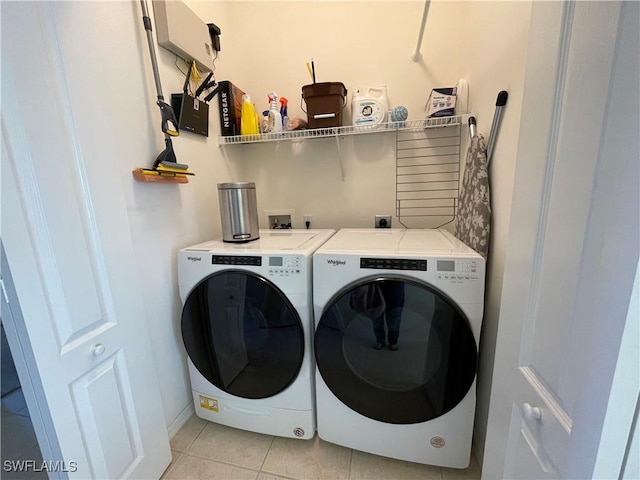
178;451;262;476
179;419;208;453
347;447;354;480
257;435;276;473
159;451;183;480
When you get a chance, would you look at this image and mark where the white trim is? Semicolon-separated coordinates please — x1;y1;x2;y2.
167;402;196;440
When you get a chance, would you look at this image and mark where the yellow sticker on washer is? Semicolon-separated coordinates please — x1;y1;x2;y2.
199;395;219;412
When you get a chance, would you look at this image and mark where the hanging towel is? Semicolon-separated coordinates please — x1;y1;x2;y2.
454;134;491;259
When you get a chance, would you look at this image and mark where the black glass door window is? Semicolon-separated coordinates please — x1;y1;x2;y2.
314;277;477;424
182;271;304;399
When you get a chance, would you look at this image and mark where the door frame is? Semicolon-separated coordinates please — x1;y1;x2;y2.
1;246;65;479
482;1;639;477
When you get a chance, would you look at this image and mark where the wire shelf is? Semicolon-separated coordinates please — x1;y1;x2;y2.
217;114;468;228
218;115;468;145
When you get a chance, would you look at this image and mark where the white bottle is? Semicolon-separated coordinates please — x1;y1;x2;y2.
352;86;388;126
267;92;283;133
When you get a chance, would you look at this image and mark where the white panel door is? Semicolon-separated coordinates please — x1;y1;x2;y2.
1;2;171;478
483;1;639;479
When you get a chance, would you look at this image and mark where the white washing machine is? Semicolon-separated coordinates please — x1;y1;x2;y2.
313;229;485;467
178;229;334;439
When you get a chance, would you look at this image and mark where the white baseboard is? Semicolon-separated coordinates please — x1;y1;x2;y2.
167;401;195;439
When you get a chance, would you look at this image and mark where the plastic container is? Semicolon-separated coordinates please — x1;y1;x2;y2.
301;82;347;129
240;94;259;135
352;86;388;126
217;182;259;243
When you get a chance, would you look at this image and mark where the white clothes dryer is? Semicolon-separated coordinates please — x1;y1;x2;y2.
178;229;334;439
313;229;485;467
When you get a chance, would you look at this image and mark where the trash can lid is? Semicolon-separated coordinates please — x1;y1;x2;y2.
217;182;256;190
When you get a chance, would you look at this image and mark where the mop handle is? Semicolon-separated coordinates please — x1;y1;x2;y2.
486;91;508;167
140;0;164;102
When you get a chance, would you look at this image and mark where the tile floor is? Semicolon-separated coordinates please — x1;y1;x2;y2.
1;390;481;480
1;388;47;480
163;415;482;480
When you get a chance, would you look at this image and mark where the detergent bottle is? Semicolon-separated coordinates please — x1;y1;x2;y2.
240;94;259;135
351;86;389;127
267;92;283;133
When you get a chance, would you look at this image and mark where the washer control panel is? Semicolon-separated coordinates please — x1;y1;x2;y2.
267;255;302;276
212;255;261;266
436;259;480;283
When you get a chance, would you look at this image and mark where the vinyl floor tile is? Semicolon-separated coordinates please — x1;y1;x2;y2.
1;389;27;415
1;413;38;462
187;422;274;471
349;449;443;480
441;453;481;480
170;415;208;453
165;454;259;480
261;435;351;480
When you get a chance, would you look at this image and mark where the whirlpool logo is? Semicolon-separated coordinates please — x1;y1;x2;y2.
327;259;346;266
187;256;202;262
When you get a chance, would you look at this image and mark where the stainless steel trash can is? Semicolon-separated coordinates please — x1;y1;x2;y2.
217;182;260;243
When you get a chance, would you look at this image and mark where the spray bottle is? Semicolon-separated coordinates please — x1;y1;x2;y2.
279;97;290;131
267;92;283;133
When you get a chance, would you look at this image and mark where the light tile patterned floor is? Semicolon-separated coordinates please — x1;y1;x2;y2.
2;390;481;480
163;415;482;480
1;389;47;480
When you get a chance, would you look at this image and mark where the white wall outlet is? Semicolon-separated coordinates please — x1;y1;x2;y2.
375;215;392;228
266;209;295;229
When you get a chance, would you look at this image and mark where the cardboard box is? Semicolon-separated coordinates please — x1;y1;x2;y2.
217;81;245;136
426;87;457;118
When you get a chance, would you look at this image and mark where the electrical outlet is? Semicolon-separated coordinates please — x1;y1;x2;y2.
266;209;295;229
375;215;392;228
303;214;312;229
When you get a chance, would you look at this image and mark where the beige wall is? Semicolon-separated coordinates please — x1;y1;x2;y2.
186;0;532;459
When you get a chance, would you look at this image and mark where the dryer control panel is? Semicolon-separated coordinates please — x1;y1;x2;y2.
267;255;302;276
436;259;480;283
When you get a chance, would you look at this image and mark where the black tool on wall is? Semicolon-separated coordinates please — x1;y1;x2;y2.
139;0;180;168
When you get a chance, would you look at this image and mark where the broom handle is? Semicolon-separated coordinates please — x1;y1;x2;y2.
140;0;164;102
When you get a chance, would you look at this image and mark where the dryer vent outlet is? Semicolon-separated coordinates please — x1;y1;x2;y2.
375;215;392;228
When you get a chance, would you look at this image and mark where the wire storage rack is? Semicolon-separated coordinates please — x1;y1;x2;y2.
395;117;465;228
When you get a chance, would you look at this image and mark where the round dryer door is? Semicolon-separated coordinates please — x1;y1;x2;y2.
314;277;477;424
182;271;304;399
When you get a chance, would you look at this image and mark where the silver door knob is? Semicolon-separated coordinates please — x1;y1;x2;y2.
91;343;105;356
523;402;542;420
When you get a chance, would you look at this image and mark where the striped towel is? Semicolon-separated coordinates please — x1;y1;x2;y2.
454;134;491;259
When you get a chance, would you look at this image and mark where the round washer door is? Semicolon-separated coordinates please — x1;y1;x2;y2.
182;270;304;399
314;277;477;424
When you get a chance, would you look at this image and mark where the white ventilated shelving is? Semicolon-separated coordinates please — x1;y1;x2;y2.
217;115;469;145
218;114;470;228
